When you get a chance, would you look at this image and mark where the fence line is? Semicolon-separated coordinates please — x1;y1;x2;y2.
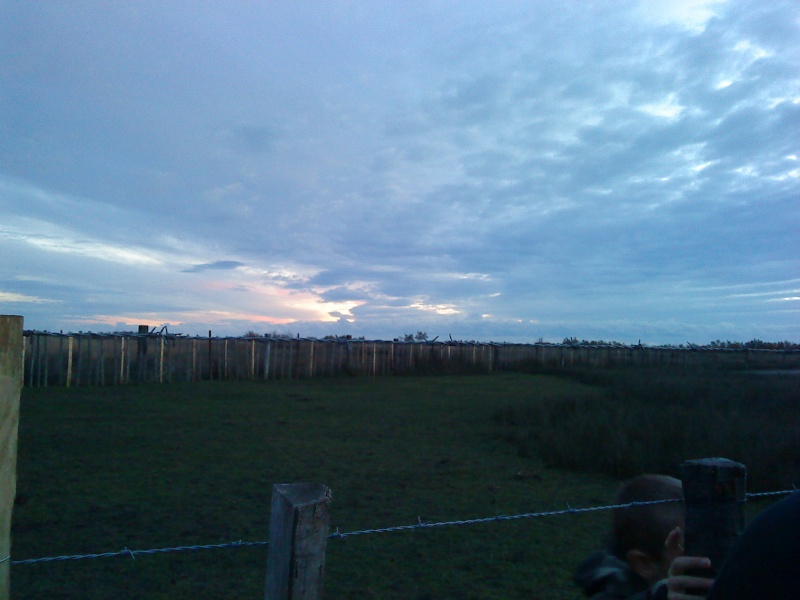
21;330;800;387
6;488;794;567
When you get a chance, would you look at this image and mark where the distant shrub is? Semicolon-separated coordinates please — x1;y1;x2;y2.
494;367;800;490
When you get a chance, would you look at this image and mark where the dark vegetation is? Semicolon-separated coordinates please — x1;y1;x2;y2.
495;366;800;490
559;337;800;350
11;368;795;598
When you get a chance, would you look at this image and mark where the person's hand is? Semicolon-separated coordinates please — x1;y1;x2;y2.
663;526;684;565
663;527;714;599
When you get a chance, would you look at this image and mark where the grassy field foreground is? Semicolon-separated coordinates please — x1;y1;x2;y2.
10;372;789;599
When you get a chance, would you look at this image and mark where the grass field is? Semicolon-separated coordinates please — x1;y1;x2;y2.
10;371;791;599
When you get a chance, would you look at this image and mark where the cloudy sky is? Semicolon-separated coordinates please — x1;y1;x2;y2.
1;1;798;344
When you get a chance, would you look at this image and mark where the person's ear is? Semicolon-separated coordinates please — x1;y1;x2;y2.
626;549;657;583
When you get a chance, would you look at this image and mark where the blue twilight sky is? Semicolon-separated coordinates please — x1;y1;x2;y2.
1;1;798;344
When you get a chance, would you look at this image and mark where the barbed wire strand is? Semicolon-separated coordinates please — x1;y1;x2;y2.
6;489;794;566
328;498;682;539
8;540;269;566
746;488;796;498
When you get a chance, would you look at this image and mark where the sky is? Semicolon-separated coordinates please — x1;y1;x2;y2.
1;0;798;345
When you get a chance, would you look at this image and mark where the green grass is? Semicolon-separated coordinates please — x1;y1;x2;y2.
495;366;800;490
13;373;622;599
10;371;790;599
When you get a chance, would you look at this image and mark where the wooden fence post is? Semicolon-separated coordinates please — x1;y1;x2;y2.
118;336;126;385
0;316;24;599
224;339;229;380
207;331;213;381
137;325;149;383
265;483;332;600
66;336;74;387
680;457;746;579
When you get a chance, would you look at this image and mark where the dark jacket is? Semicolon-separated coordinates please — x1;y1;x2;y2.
707;490;800;600
575;552;666;600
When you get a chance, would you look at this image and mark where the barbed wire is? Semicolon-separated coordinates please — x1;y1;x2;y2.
328;488;796;539
328;498;681;540
743;488;796;498
7;540;269;566
6;489;794;566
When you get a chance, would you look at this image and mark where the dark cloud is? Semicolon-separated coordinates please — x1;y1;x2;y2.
181;261;245;273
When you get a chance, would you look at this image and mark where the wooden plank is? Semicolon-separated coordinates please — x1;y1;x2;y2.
191;339;197;382
41;335;48;387
118;336;125;385
224;339;229;380
208;331;213;381
86;335;93;385
0;316;23;599
124;336;131;384
75;336;84;386
101;335;107;384
137;326;148;384
58;335;64;385
66;336;74;387
264;339;272;380
26;335;35;388
265;483;332;600
159;336;165;383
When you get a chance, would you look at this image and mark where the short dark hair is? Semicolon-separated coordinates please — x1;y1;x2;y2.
610;475;685;560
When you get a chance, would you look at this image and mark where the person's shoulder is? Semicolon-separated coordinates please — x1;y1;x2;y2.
575;551;645;599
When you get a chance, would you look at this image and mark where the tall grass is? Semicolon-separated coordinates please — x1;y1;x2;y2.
494;367;800;490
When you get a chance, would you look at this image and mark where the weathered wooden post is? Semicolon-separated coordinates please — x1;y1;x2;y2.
264;338;272;380
1;316;23;599
265;483;331;600
98;335;106;385
223;338;229;380
41;334;49;387
680;458;746;585
118;336;125;385
158;335;165;383
65;335;74;387
137;325;149;383
85;334;93;385
25;334;35;388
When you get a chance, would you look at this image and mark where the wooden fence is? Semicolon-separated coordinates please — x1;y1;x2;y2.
21;331;800;387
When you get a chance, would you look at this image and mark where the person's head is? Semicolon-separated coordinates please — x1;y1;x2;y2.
610;474;685;585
